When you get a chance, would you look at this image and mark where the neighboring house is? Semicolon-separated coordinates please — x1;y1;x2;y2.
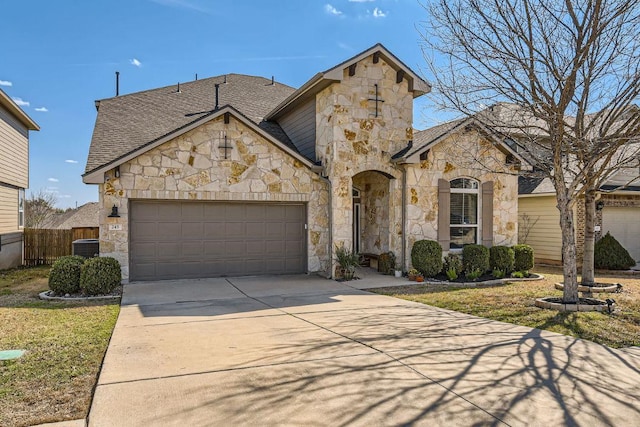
83;44;529;282
41;202;99;239
519;170;640;265
0;89;39;270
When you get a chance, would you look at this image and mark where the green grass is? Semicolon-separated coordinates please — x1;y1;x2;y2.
0;265;120;427
371;266;640;349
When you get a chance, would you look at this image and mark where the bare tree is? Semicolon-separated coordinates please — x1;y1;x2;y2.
421;0;640;303
25;189;59;228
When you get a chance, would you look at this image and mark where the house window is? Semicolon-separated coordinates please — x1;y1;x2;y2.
18;189;25;228
449;178;479;249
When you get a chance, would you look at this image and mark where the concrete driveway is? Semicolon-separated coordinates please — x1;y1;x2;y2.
89;275;640;426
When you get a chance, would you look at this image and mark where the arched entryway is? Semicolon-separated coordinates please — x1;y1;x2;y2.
352;170;395;255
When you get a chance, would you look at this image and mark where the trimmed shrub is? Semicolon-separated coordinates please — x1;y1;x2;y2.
594;232;636;270
489;246;515;273
80;257;122;295
462;244;490;275
48;255;86;295
411;240;443;278
513;244;534;272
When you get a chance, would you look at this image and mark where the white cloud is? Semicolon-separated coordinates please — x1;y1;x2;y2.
35;107;48;112
130;58;142;67
0;80;12;87
48;178;59;182
65;159;78;164
325;4;343;16
372;7;387;18
150;0;210;14
12;97;30;107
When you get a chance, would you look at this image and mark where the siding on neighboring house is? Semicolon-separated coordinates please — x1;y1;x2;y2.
278;97;316;161
0;104;29;189
0;185;18;233
518;195;564;263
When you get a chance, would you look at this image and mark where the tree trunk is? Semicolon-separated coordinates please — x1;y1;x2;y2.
557;195;579;303
581;191;597;286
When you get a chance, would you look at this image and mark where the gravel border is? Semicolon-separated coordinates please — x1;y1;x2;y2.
420;273;544;287
39;291;121;301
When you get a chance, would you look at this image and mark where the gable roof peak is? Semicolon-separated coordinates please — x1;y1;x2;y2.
265;43;431;120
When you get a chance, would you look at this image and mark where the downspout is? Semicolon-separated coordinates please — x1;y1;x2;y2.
401;164;407;270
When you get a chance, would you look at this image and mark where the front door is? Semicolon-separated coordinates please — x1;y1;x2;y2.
353;187;361;253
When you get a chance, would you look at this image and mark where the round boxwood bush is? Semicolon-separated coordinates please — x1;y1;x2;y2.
513;244;534;272
80;257;122;295
594;232;635;270
411;240;443;278
462;244;490;275
489;246;515;273
48;255;86;295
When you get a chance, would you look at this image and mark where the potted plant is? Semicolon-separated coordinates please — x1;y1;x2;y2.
394;261;403;278
407;268;420;281
335;245;359;281
415;274;425;283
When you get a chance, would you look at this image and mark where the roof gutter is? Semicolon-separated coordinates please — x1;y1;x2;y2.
264;73;327;120
0;89;39;131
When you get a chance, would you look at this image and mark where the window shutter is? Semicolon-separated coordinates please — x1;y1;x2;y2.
438;179;450;249
482;181;494;247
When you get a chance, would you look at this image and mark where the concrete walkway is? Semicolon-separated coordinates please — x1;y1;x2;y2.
88;273;640;426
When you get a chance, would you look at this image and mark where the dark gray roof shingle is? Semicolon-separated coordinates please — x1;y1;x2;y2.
85;74;296;173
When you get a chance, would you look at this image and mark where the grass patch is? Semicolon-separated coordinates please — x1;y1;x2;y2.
0;265;119;427
372;266;640;349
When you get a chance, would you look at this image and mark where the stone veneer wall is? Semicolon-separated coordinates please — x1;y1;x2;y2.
315;54;412;265
99;115;330;281
406;131;519;257
353;171;391;254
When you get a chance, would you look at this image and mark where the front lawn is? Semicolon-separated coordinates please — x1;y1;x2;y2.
372;266;640;348
0;265;120;427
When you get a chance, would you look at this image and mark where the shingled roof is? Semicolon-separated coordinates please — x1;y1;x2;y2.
85;74;296;174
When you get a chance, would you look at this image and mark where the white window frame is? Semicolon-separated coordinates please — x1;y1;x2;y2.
449;178;481;250
18;188;25;228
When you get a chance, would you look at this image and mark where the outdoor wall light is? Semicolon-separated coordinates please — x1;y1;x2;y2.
596;201;605;211
114;166;120;178
108;205;120;218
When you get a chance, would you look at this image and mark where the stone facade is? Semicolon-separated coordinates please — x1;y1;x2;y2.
315;54;411;266
406;130;519;258
99;115;330;281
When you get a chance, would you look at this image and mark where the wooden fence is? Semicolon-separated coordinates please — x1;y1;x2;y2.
72;227;100;240
23;228;99;266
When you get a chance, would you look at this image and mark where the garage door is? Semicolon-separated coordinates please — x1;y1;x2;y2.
130;201;306;281
602;207;640;262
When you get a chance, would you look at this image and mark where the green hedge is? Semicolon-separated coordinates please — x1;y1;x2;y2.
411;240;443;278
48;255;86;295
462;245;489;275
489;246;515;273
80;257;122;295
594;232;636;270
513;244;534;272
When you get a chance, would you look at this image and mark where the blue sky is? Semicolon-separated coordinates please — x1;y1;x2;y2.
1;0;438;209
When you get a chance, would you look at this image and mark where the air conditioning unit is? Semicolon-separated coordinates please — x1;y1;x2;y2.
72;239;100;258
